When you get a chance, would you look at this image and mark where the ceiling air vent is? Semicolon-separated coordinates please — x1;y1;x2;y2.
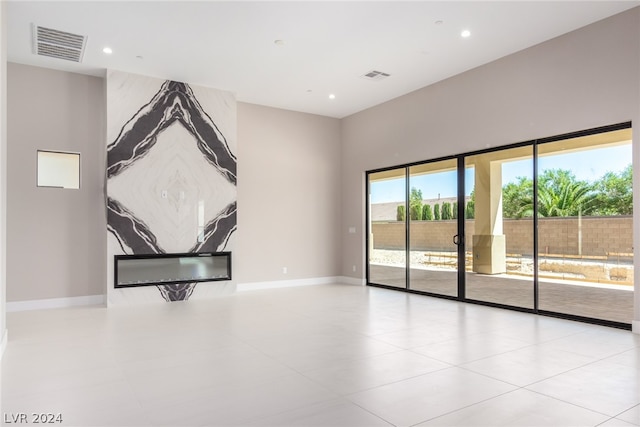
32;24;87;63
361;70;391;81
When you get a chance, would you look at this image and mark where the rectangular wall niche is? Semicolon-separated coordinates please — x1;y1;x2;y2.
37;150;80;189
115;252;231;288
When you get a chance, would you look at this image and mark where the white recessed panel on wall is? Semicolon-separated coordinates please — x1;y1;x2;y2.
37;150;80;189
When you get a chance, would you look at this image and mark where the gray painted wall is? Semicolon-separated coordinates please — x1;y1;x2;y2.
1;0;8;350
236;102;342;283
340;8;640;322
5;67;342;302
7;63;106;302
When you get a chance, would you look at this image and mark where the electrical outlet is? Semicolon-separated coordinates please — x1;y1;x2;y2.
352;265;356;272
283;267;287;274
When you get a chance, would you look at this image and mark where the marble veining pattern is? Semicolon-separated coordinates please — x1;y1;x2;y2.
106;71;236;303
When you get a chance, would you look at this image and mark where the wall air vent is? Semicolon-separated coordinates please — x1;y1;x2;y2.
32;24;87;63
361;70;391;81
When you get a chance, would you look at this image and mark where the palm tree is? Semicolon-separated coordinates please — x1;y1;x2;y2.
501;169;595;218
537;170;595;217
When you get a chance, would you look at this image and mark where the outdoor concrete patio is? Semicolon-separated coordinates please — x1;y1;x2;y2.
370;264;634;325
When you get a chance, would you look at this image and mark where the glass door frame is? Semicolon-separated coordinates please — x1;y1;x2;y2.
366;155;465;299
365;121;633;330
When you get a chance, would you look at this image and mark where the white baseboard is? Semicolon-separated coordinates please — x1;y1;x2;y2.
237;276;338;292
238;276;352;292
0;328;7;360
337;276;366;286
633;320;640;335
7;279;366;309
7;294;105;312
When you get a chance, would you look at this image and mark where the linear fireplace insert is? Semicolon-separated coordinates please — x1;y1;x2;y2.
114;252;231;288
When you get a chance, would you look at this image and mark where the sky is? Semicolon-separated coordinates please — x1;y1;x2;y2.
370;145;631;203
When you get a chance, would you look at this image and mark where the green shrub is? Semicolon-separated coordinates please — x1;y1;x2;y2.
442;202;452;220
422;204;433;220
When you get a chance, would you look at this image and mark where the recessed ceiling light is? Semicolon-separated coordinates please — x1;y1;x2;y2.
102;47;113;54
461;30;471;38
329;94;336;100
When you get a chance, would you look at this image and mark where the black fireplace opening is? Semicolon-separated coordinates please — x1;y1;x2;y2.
114;252;232;288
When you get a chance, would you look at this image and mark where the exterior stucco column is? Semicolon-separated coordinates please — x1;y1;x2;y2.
472;157;506;274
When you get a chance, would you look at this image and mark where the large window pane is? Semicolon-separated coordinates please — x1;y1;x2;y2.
408;159;458;296
365;123;633;329
465;146;534;308
537;128;633;323
368;168;407;288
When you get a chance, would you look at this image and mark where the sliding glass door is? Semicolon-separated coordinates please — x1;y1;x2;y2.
537;127;633;324
408;160;459;297
366;123;633;328
465;146;535;309
368;168;407;288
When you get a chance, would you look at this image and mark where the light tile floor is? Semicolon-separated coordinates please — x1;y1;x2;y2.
1;283;639;426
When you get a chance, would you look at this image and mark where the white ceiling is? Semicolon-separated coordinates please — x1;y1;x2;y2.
7;1;640;118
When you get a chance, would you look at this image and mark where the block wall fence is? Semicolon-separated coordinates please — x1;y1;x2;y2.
371;216;633;257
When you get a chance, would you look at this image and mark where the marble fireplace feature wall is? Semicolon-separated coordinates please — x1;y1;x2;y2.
106;70;236;305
